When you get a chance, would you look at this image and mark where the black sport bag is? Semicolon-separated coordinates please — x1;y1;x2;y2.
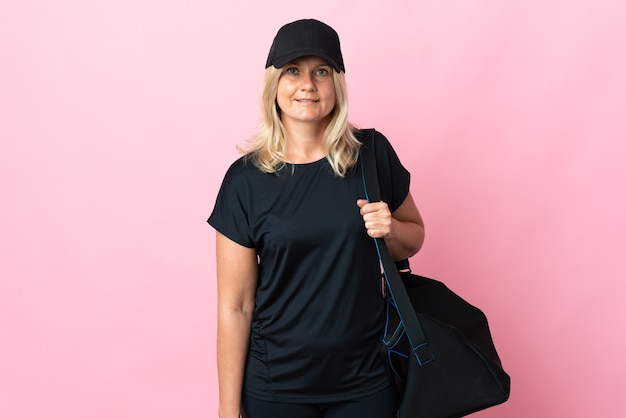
360;130;510;417
381;267;511;417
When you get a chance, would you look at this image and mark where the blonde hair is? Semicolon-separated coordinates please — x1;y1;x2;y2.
240;66;361;177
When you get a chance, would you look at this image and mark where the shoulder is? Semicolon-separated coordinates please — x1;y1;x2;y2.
355;128;396;156
355;127;391;143
215;156;267;200
222;155;265;183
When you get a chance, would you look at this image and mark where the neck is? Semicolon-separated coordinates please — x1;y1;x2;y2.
282;119;330;164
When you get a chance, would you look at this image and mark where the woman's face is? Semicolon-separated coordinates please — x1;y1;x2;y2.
275;56;337;127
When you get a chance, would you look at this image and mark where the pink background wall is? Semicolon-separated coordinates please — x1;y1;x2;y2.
1;1;625;417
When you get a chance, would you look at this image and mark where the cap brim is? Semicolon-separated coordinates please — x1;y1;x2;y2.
271;49;343;73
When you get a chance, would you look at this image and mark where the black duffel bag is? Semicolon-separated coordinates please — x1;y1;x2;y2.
360;130;511;417
381;264;511;417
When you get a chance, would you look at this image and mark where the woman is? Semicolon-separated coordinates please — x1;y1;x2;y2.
208;19;425;418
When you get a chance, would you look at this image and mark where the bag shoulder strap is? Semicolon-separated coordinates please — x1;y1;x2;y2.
360;129;435;365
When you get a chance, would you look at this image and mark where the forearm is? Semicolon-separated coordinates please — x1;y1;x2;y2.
385;217;425;261
217;308;253;418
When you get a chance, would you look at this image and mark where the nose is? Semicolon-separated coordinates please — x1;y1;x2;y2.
299;72;316;91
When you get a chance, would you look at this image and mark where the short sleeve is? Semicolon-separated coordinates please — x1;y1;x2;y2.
207;158;256;248
370;130;411;212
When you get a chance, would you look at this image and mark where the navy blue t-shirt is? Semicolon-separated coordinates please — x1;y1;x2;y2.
208;130;410;402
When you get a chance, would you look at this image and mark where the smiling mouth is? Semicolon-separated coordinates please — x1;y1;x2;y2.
295;99;319;103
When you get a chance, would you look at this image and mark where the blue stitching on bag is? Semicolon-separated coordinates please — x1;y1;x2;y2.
414;343;436;366
382;297;404;345
360;158;413;340
387;348;408;381
360;154;435;367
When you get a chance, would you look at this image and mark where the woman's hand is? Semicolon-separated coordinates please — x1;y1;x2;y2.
357;193;425;261
357;199;392;238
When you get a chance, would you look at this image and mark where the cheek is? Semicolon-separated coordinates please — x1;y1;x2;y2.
275;87;287;110
276;81;294;102
275;92;289;111
324;83;337;103
325;90;337;109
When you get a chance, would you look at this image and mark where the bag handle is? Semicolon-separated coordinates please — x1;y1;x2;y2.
360;129;435;365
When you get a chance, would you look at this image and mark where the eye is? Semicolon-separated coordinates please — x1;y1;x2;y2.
315;68;330;76
285;66;299;75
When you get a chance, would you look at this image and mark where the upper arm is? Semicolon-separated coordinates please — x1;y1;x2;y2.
216;232;258;315
389;191;425;258
392;191;424;229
